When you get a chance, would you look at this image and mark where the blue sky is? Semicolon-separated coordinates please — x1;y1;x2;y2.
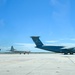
0;0;75;52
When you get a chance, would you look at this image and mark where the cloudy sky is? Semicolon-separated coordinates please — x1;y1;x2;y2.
0;0;75;52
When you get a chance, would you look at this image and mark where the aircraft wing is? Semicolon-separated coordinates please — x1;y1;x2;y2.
61;46;75;49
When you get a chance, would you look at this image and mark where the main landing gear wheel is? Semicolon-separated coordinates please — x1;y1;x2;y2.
64;53;68;55
70;52;73;55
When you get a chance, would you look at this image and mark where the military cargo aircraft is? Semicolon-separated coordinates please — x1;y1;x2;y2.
31;36;75;55
9;46;30;54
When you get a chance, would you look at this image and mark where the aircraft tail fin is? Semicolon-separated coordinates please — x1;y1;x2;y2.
31;36;43;47
10;46;15;51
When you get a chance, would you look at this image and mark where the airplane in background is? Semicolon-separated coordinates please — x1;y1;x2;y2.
9;46;30;54
31;36;75;55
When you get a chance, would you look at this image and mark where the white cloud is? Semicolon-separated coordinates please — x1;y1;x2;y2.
59;38;75;41
46;40;58;43
70;39;75;41
15;43;35;47
45;42;75;48
60;43;75;48
14;43;37;51
14;43;49;52
45;38;72;43
0;46;10;51
45;37;75;47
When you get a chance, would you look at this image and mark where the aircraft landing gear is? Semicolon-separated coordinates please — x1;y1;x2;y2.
64;52;68;55
24;53;26;54
64;52;74;55
70;52;73;55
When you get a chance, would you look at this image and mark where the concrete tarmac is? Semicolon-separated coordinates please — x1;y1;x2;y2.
0;54;75;75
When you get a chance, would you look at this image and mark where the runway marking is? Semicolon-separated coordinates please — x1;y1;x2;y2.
25;59;49;75
67;56;75;65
